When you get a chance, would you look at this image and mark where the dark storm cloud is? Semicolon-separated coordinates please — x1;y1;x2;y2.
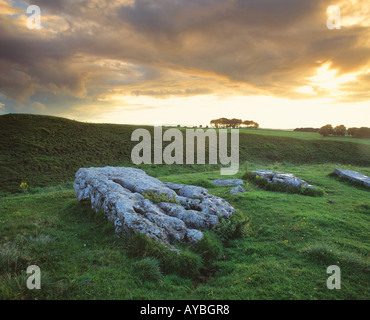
0;0;369;115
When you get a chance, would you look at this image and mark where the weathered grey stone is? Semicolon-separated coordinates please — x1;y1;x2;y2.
230;185;247;194
332;169;370;188
250;169;317;189
210;179;244;186
74;167;236;250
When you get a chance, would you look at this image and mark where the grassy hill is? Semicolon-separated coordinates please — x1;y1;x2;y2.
1;113;370;194
0;113;369;300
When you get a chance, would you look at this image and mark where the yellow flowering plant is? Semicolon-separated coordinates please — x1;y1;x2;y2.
19;182;28;194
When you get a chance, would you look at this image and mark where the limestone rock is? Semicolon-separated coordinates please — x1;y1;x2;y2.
210;179;244;186
332;169;370;188
250;169;317;189
74;167;236;250
230;185;247;194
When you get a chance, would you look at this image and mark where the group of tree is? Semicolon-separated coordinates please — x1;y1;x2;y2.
347;127;370;138
294;127;319;133
210;118;259;129
318;124;370;138
318;124;346;137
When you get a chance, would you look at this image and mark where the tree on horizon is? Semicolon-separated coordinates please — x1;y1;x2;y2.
210;118;259;129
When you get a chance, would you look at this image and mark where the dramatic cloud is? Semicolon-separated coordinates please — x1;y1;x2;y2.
0;0;369;125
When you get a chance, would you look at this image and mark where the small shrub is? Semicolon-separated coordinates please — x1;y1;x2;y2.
214;211;249;243
133;257;163;282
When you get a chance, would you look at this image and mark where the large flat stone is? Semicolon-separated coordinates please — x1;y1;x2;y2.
332;169;370;188
74;167;236;250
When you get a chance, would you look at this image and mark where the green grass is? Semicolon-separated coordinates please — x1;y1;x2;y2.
0;163;369;299
239;128;370;145
1;114;370;194
1;114;369;299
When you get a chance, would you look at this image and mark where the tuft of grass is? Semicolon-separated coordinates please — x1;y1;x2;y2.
0;243;30;273
213;211;250;243
191;178;217;188
125;233;203;280
0;272;33;299
301;244;370;273
353;202;370;215
23;234;53;247
194;232;224;267
133;257;163;283
0;271;71;300
175;250;203;279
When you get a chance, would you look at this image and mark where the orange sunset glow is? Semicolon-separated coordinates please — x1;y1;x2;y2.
0;0;369;128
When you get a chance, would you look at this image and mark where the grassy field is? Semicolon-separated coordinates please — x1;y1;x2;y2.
1;114;370;194
0;114;369;300
239;128;370;145
1;163;369;299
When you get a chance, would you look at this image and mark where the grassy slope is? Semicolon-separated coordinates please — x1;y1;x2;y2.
0;114;369;299
1;114;370;194
239;128;370;145
0;163;369;299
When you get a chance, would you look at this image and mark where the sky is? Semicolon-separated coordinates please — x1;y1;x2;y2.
0;0;369;128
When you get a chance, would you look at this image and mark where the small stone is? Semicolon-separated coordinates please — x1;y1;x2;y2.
230;185;247;194
250;169;317;189
210;179;244;186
